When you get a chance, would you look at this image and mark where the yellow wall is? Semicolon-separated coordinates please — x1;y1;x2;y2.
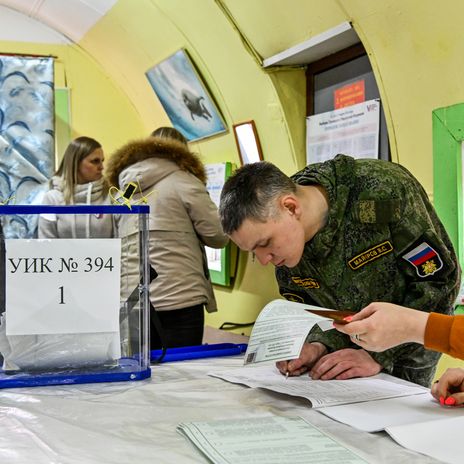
435;355;464;382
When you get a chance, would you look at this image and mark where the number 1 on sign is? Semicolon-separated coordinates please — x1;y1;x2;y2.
59;286;65;304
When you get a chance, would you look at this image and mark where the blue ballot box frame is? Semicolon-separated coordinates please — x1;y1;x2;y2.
151;342;248;363
0;204;151;389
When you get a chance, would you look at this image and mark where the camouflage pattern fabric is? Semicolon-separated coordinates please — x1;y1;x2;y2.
277;154;461;387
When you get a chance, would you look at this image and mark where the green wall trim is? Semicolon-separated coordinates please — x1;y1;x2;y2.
54;87;71;166
208;162;235;286
432;103;464;264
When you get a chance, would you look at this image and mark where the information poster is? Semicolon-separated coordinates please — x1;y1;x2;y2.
205;163;226;272
306;98;380;164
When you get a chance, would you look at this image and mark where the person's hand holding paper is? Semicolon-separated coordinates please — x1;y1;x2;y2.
276;308;381;380
276;341;327;377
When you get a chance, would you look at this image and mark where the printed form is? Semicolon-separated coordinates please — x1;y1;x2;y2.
177;415;368;464
209;364;427;408
243;299;335;365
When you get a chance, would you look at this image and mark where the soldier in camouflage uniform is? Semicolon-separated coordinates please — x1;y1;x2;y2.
219;155;461;387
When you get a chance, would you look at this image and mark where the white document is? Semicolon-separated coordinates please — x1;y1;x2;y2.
205;163;227;272
318;392;463;432
243;299;335;365
177;415;368;464
306;98;380;164
209;364;427;408
386;415;464;464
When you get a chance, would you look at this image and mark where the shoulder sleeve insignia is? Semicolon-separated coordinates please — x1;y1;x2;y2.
402;242;443;277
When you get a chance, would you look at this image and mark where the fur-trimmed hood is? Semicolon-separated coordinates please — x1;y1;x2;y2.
105;137;206;190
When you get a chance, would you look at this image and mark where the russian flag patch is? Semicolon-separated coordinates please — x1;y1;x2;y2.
402;242;443;277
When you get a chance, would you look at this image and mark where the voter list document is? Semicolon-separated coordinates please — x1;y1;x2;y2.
177;415;367;464
209;364;427;408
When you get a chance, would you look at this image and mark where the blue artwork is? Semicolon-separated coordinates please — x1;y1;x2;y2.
0;56;54;238
146;49;226;142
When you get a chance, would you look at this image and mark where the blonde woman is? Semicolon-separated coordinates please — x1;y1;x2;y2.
38;136;113;238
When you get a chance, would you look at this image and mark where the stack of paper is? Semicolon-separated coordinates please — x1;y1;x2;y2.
177;415;368;464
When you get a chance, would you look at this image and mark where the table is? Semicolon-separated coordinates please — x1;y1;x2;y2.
0;356;442;463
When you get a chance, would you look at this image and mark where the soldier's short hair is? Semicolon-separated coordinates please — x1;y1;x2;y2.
219;161;296;234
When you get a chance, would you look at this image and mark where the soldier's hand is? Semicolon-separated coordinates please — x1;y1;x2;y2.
309;348;382;380
431;368;464;407
276;342;327;377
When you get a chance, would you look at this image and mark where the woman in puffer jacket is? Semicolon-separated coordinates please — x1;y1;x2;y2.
106;128;228;349
38;136;113;238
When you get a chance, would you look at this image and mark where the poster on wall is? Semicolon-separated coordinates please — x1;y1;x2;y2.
0;55;55;238
145;49;226;142
204;162;234;286
306;98;380;164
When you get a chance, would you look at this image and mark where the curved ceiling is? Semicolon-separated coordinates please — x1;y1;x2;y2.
0;0;116;43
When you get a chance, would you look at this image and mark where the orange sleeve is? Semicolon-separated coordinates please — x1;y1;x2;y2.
424;313;464;360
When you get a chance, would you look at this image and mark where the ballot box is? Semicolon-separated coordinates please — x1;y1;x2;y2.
0;204;151;388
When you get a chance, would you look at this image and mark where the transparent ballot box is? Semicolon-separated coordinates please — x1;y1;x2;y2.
0;204;151;388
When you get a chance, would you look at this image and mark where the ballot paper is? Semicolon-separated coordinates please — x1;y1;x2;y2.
243;299;339;365
209;364;427;408
177;415;368;464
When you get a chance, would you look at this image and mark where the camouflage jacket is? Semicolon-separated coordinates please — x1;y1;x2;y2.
276;154;461;387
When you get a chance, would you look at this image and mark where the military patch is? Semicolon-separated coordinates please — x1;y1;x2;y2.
291;276;320;289
282;293;305;303
348;240;393;270
403;242;443;277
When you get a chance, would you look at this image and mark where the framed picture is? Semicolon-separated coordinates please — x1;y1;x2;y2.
146;49;226;142
232;120;264;165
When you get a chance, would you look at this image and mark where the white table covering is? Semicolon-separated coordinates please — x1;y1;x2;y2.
0;356;442;463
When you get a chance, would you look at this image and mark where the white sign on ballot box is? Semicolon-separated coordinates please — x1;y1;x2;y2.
5;239;121;336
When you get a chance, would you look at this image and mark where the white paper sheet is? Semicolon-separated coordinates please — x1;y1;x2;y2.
177;415;368;464
386;415;464;464
243;299;337;365
209;364;427;408
306;99;380;164
318;393;463;432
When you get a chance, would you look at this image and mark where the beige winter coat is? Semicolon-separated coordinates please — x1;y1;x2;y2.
106;137;228;312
